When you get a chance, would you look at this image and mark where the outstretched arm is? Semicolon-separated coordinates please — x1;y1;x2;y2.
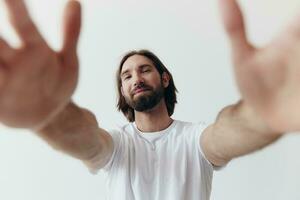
0;0;80;128
201;100;281;167
36;102;114;170
200;0;300;166
219;0;300;133
0;0;113;170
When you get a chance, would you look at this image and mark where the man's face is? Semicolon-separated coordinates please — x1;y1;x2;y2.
120;55;169;112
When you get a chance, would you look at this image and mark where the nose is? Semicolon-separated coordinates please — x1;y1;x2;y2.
133;73;145;87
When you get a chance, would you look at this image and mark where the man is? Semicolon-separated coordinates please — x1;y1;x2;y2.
0;0;298;199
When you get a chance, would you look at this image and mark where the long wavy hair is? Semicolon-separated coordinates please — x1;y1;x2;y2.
116;49;178;122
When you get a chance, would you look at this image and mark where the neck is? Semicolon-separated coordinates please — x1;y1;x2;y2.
134;99;173;132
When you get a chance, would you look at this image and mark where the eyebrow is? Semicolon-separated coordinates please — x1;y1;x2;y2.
121;70;129;78
121;64;152;77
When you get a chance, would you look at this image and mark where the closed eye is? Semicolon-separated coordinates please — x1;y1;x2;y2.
124;75;131;80
142;69;151;73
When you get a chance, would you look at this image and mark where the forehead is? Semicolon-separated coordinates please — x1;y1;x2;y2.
121;55;154;73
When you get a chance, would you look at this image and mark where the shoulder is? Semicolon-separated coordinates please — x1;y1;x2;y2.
105;122;136;143
168;120;209;144
107;123;132;135
174;120;208;133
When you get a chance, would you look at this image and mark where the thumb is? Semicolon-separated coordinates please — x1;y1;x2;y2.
219;0;254;62
0;66;6;91
286;10;300;38
61;0;81;66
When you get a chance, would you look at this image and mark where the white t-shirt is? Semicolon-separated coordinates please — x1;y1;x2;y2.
90;120;214;200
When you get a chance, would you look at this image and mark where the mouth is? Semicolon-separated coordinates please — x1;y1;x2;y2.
133;88;150;95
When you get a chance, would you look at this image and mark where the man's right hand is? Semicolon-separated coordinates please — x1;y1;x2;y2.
0;0;81;129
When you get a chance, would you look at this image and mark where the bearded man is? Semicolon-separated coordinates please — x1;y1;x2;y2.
0;0;299;200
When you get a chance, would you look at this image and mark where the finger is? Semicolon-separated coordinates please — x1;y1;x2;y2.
4;0;44;45
61;0;81;66
286;10;300;38
0;37;14;63
0;63;7;91
219;0;254;62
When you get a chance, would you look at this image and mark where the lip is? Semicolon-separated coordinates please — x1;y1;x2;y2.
134;88;149;95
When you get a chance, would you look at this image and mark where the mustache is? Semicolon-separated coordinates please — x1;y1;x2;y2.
132;83;152;94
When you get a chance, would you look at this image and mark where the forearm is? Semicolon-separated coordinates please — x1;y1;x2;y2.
34;101;105;161
202;100;282;166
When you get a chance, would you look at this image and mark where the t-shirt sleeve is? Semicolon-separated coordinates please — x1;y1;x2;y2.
86;129;122;174
196;122;225;171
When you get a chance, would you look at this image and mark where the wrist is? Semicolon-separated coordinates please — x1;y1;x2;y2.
236;100;283;135
31;99;72;132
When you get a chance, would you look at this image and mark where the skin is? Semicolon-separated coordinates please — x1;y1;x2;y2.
120;55;173;132
0;0;80;129
0;0;297;170
220;0;300;132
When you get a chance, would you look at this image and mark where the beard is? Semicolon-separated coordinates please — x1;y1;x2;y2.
125;83;165;112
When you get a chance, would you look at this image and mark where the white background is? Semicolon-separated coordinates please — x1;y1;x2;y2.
0;0;300;199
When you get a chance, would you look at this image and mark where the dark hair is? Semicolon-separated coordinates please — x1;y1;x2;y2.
116;49;178;122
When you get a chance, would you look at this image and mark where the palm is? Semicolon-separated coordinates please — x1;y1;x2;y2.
0;0;81;129
220;0;300;132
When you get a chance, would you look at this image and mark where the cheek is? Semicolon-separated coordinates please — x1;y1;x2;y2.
121;85;131;97
146;74;161;85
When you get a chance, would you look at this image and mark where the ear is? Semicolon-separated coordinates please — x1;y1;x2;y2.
121;86;125;96
162;72;170;88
